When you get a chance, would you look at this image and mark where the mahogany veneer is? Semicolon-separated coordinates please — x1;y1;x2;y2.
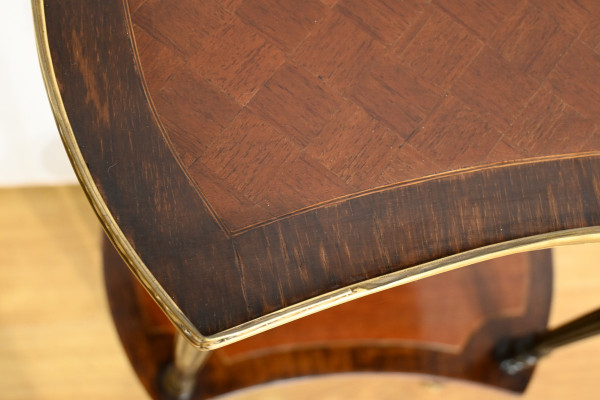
131;0;600;230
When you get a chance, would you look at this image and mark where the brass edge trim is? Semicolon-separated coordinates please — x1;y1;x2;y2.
31;0;205;347
200;228;600;350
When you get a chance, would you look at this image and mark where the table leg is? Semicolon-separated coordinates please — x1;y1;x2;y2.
161;333;211;399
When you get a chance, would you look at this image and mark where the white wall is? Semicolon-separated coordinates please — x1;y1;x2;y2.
0;2;76;187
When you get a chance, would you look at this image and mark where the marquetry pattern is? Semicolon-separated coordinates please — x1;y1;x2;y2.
130;0;600;231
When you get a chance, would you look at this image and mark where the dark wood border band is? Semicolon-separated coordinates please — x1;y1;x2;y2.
39;0;600;340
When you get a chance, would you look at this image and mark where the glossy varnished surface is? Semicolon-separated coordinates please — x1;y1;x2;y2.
104;239;553;398
39;0;600;340
130;0;600;230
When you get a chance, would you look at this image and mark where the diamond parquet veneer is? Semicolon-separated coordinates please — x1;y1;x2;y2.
130;0;600;232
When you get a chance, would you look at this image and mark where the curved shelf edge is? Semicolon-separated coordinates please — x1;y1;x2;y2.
34;0;600;349
202;228;600;350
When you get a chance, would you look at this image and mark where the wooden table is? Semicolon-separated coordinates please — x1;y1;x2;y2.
33;0;600;398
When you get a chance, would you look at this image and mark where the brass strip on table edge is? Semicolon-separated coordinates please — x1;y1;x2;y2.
31;0;205;347
32;0;600;351
203;228;600;349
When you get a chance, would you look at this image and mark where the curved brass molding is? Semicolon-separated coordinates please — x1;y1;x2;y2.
201;228;600;349
31;0;206;347
33;0;600;351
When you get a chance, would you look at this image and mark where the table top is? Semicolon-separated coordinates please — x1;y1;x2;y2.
35;0;600;348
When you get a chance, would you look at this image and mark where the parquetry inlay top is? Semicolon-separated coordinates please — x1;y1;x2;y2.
130;0;600;231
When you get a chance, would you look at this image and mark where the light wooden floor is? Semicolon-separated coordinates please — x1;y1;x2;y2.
1;186;598;400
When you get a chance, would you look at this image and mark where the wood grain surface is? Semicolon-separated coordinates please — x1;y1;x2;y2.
104;237;553;398
130;0;600;230
41;0;600;339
